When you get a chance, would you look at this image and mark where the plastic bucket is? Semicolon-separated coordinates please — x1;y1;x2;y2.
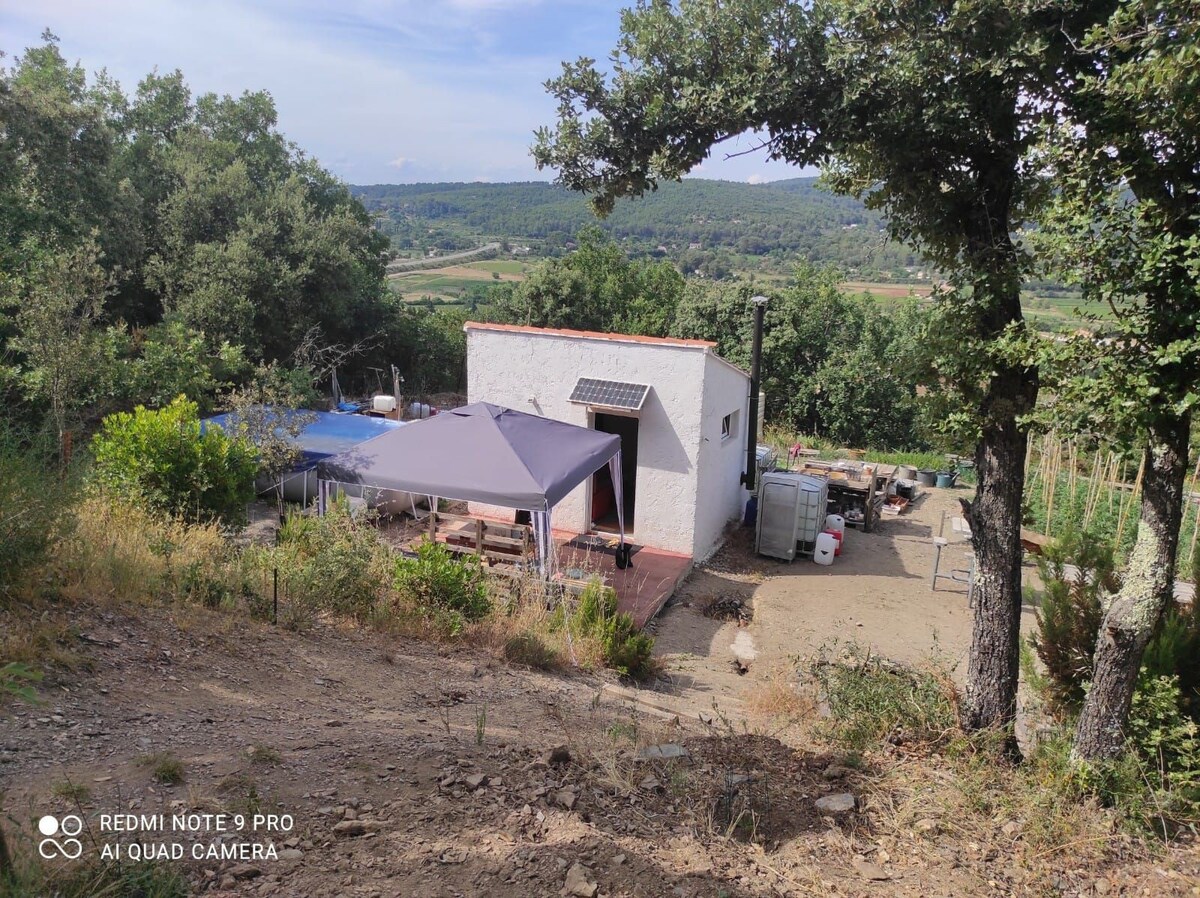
824;513;846;534
814;532;837;565
916;469;937;487
743;495;758;527
896;464;918;480
823;528;843;556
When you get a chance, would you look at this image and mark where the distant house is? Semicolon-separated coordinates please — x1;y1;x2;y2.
463;322;752;560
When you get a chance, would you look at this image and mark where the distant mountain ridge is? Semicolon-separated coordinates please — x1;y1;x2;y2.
350;178;923;278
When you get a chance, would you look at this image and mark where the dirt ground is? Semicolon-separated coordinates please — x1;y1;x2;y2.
2;486;1197;896
650;488;1039;723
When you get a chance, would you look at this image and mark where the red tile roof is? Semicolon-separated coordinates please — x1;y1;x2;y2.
463;321;717;350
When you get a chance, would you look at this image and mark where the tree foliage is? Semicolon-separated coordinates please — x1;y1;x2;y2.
490;226;685;336
5;239;111;445
0;34;395;440
673;265;925;447
0;425;74;595
1032;0;1200;762
1036;0;1200;443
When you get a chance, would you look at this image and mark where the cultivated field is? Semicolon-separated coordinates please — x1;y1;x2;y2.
388;261;531;303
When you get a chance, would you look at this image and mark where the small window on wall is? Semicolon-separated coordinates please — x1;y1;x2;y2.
721;411;738;442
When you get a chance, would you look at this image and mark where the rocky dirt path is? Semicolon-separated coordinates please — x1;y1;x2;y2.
648;487;1045;726
0;602;930;897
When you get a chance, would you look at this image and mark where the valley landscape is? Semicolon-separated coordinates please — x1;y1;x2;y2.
2;3;1199;897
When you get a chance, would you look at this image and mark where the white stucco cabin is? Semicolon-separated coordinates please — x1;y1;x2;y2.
464;322;751;560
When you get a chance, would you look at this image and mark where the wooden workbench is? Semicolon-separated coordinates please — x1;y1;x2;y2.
793;460;897;532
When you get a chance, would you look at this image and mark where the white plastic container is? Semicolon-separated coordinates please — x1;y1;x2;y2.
372;394;397;413
824;513;846;535
814;532;837;565
755;472;829;560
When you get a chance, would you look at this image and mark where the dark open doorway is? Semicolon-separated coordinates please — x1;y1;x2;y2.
591;412;638;533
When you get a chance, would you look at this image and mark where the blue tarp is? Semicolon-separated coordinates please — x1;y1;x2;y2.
203;409;403;470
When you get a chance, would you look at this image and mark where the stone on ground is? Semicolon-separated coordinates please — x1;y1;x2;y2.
814;793;856;815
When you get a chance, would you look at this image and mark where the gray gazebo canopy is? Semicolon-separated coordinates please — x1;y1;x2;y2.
316;402;625;570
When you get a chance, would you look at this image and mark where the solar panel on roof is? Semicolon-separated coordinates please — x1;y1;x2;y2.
568;377;651;411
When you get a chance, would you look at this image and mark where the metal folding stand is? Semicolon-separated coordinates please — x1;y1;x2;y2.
931;510;977;607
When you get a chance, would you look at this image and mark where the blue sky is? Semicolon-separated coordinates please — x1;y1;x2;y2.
0;0;813;185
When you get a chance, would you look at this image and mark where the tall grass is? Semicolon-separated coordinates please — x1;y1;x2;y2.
811;647;1194;846
0;832;188;898
812;644;959;755
40;495;651;679
54;497;232;605
0;425;76;597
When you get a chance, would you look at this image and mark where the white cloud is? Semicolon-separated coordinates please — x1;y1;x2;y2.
0;2;817;185
746;173;768;184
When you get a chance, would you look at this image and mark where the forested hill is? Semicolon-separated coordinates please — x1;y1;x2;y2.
351;178;924;278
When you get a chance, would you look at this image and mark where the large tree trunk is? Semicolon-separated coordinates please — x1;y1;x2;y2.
1074;415;1190;760
960;362;1038;752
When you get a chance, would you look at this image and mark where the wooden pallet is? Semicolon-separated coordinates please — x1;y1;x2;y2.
428;511;535;565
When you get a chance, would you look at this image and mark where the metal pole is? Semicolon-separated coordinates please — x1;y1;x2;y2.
743;295;769;489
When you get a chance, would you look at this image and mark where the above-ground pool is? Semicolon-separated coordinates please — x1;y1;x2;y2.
203;409;407;506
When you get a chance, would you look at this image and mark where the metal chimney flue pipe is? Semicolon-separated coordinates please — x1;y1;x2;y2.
742;295;768;490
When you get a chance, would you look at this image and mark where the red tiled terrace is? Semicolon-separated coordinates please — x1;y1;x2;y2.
553;532;693;629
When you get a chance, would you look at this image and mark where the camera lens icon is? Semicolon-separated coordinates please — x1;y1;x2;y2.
38;814;84;859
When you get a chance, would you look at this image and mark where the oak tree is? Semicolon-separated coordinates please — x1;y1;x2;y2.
1038;0;1200;760
533;0;1074;744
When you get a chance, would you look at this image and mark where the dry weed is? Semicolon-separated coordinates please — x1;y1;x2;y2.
743;664;817;721
54;497;228;605
861;742;1130;887
0;607;83;672
465;574;608;672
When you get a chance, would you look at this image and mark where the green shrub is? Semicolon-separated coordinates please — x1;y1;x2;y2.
393;539;489;634
503;632;559;670
138;751;184;785
812;645;957;753
1065;674;1200;835
0;426;73;595
266;501;387;623
1032;528;1200;723
1126;675;1200;820
563;580;656;681
0;662;42;704
122;321;249;412
90;395;258;525
1030;527;1117;713
604;625;657;681
1141;601;1200;722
